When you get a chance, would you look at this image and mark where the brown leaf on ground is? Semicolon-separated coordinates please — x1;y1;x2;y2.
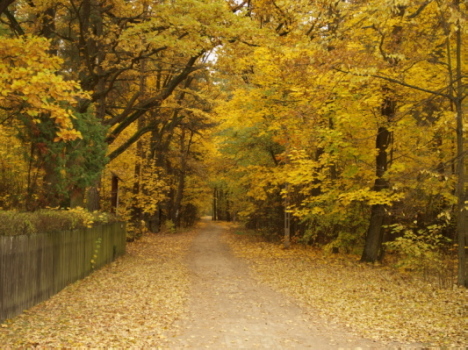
0;229;195;348
224;227;468;348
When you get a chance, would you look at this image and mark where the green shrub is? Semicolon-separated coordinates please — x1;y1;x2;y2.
165;219;176;233
324;231;363;254
384;219;455;288
0;208;118;236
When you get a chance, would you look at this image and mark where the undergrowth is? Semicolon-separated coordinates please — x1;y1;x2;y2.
0;207;118;236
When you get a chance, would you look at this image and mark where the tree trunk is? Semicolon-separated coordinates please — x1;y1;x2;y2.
170;129;192;227
110;174;119;214
455;100;467;286
362;204;386;262
172;173;185;227
284;199;291;249
361;115;393;262
86;179;101;211
453;5;467;286
213;187;218;221
42;158;61;208
131;138;144;224
70;186;85;208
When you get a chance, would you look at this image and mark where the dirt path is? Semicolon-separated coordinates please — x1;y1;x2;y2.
0;219;458;348
169;220;386;349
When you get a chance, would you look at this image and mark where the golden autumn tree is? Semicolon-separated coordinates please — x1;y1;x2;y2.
213;0;465;285
0;36;84;141
338;0;468;284
0;35;92;208
0;0;253;221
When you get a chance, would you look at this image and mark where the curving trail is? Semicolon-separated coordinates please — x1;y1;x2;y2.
169;220;386;349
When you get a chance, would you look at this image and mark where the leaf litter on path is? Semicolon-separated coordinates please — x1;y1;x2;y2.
0;229;196;348
2;221;466;348
224;226;468;348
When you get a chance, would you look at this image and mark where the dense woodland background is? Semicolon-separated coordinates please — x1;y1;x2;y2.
1;0;468;286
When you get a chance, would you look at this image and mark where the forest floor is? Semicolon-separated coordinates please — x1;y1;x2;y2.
0;219;466;348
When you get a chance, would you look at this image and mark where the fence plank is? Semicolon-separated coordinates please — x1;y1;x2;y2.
0;223;126;323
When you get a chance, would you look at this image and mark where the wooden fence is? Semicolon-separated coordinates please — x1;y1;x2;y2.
0;222;126;323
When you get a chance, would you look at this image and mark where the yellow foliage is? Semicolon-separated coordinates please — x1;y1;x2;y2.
0;36;87;141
